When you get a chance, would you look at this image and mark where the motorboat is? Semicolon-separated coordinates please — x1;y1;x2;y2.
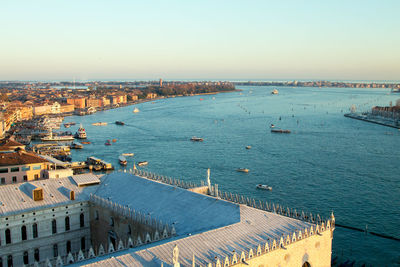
138;161;148;166
74;124;87;139
236;168;249;173
105;140;112;146
256;184;272;190
271;129;291;134
64;122;76;128
270;124;275;128
246;145;252;149
190;136;204;142
81;141;91;144
122;153;134;156
70;141;83;149
119;155;127;166
133;107;140;113
115;121;125;125
92;122;108;126
271;89;279;95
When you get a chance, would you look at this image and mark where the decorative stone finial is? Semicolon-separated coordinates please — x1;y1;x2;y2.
172;245;180;267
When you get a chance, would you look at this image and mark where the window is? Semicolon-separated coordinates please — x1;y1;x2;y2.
66;241;71;253
1;177;5;184
34;174;39;180
21;166;30;171
80;213;84;228
23;251;29;265
65;216;70;231
23;175;28;182
95;210;99;220
10;167;19;172
127;225;132;235
7;255;12;267
34;248;40;262
32;165;41;170
5;229;11;244
81;237;86;251
52;219;57;234
32;223;38;238
110;217;114;227
0;168;8;173
12;177;17;183
53;244;58;258
21;225;27;240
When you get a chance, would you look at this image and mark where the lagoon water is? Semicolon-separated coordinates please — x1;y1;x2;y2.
65;86;400;265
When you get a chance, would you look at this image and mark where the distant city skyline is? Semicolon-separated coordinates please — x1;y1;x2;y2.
1;0;399;80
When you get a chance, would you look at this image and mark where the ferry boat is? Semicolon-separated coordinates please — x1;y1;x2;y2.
133;107;140;113
138;161;148;166
70;141;83;149
74;124;87;139
119;155;127;166
190;136;204;142
236;168;249;173
271;89;279;95
256;184;272;190
271;129;291;134
92;122;108;126
115;121;125;125
41;131;74;142
122;153;134;156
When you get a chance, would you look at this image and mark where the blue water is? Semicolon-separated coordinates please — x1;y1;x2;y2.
65;86;400;265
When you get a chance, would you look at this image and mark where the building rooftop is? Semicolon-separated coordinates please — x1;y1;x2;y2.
80;172;313;266
0;176;98;217
0;150;49;166
0;139;25;151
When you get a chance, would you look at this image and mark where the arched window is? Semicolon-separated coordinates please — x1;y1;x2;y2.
21;225;27;240
7;255;12;267
302;262;311;267
66;240;72;253
127;225;132;235
23;251;29;265
95;210;99;220
5;229;11;244
80;213;85;228
32;223;38;238
52;219;57;234
81;237;86;251
34;248;40;262
65;216;70;231
53;244;58;258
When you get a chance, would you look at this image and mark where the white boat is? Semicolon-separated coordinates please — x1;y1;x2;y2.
256;184;272;190
190;136;204;142
271;89;279;95
133;107;140;113
246;145;251;149
74;124;87;139
119;155;127;166
92;122;108;126
41;131;74;142
236;168;249;173
122;153;134;156
138;161;148;166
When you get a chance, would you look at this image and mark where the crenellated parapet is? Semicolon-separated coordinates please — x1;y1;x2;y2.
131;168;201;189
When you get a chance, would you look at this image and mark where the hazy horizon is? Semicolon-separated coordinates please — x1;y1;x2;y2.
1;0;399;80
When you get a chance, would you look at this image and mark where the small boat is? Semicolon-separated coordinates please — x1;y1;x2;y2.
190;136;204;142
236;168;249;173
199;98;204;101
271;129;291;134
92;122;108;126
115;121;125;125
105;140;112;146
70;142;83;149
246;146;251;149
122;153;134;156
271;89;279;95
256;184;272;191
270;124;275;128
64;124;71;128
133;107;140;113
81;141;91;144
74;124;87;139
138;161;148;166
119;155;127;166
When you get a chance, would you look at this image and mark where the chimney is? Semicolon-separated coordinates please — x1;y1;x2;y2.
33;187;44;201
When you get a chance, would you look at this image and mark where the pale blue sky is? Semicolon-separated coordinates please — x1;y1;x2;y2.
1;0;399;81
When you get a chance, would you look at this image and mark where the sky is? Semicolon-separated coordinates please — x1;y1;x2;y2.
1;0;399;81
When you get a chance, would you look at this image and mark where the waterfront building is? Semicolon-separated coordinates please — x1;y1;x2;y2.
146;92;157;99
0;174;100;266
67;97;86;109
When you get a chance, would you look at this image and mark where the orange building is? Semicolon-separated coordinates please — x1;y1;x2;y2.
67;97;86;109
